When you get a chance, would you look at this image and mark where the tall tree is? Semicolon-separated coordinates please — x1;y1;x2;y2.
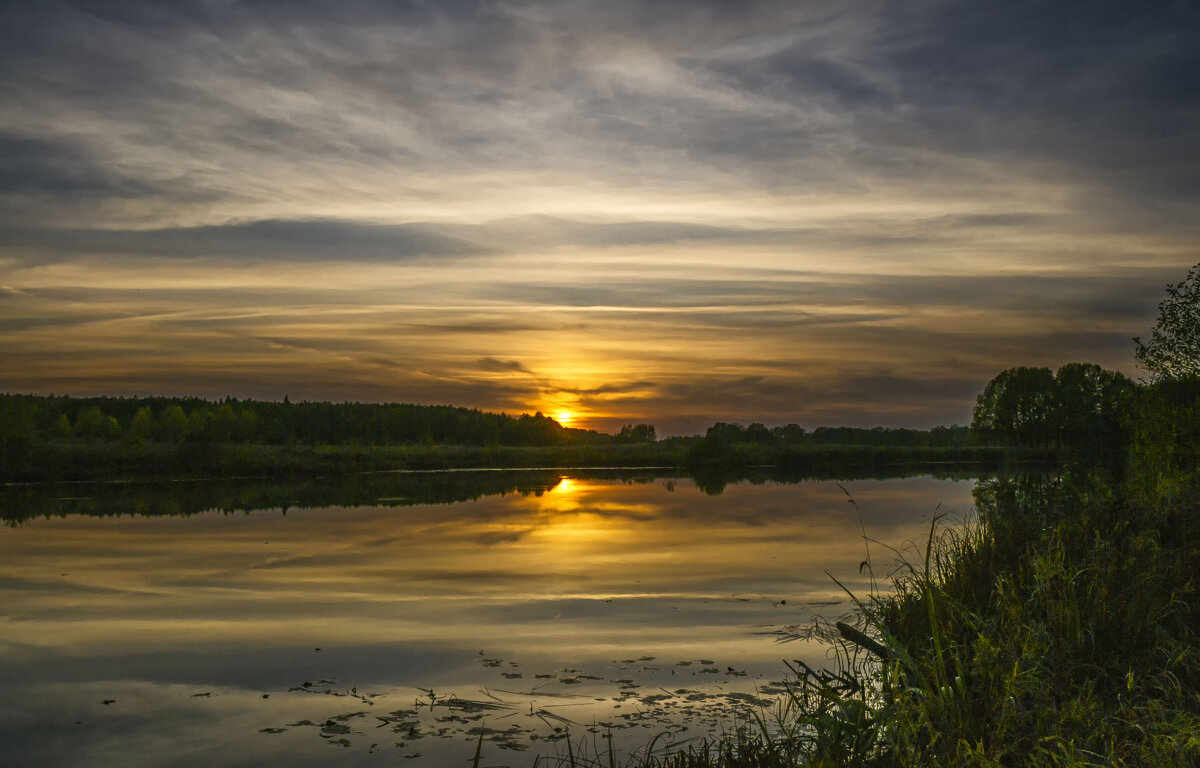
1051;363;1133;448
1134;263;1200;381
972;367;1057;446
973;364;1133;449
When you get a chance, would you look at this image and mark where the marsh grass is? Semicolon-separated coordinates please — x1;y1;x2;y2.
532;468;1200;768
866;470;1200;767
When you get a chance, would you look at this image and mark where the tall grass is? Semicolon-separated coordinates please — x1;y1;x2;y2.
535;468;1200;768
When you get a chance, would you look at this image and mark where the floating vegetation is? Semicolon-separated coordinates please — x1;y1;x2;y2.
258;652;788;763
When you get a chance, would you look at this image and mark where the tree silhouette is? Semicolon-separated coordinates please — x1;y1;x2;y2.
1135;263;1200;381
972;367;1057;446
972;364;1133;449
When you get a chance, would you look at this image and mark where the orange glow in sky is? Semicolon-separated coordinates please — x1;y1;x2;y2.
0;1;1193;435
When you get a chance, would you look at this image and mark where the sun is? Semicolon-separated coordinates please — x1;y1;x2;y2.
556;411;574;426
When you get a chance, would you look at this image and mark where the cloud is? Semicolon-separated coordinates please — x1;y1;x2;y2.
0;219;493;262
574;381;659;397
477;357;534;374
0;134;151;198
476;528;534;546
0;0;1196;431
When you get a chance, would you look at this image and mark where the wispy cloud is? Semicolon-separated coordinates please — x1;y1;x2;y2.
0;0;1196;431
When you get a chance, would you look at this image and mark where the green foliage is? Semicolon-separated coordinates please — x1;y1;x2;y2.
0;393;620;449
971;366;1057;445
74;405;106;439
690;421;973;465
1134;262;1200;381
1126;378;1200;511
626;468;1200;768
1051;362;1133;447
971;363;1133;450
616;423;657;443
868;471;1200;766
684;422;992;481
160;404;187;440
129;406;155;441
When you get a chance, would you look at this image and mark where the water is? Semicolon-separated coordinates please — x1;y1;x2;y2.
0;470;978;766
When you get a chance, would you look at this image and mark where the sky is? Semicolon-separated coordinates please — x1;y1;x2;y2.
1;0;1198;436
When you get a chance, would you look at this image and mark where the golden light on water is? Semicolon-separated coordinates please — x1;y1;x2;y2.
0;474;978;766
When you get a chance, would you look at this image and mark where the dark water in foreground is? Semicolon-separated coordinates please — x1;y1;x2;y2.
0;472;977;766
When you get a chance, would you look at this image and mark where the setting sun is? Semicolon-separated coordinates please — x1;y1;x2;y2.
556;411;573;426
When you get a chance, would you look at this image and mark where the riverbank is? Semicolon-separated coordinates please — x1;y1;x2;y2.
0;436;1034;484
619;465;1200;768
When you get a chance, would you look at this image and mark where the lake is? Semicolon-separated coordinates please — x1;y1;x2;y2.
0;470;979;766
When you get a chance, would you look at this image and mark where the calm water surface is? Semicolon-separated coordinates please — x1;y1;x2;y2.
1;472;977;766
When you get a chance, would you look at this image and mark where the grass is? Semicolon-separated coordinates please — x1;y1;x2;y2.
525;466;1200;768
869;471;1200;766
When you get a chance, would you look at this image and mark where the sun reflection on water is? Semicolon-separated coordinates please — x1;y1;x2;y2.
0;474;979;767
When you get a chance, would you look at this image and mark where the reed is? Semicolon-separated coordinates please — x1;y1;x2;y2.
524;468;1200;768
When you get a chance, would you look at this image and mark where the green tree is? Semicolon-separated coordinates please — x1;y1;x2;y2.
130;406;155;441
160;404;187;441
974;364;1133;450
234;409;260;443
184;410;208;441
703;422;745;446
75;406;106;439
1134;262;1200;381
972;367;1057;446
206;404;236;443
1127;378;1200;509
743;422;772;444
1051;363;1133;448
102;415;122;440
0;396;37;439
616;423;657;443
773;424;806;443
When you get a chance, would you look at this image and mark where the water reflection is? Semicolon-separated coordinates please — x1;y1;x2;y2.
0;472;979;766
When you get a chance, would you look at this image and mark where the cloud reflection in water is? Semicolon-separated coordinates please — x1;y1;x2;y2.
0;474;976;765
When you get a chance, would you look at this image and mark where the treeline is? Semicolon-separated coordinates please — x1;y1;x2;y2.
0;393;658;448
2;464;998;526
967;360;1200;482
0;391;1020;481
683;419;978;469
970;362;1134;450
697;421;970;448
